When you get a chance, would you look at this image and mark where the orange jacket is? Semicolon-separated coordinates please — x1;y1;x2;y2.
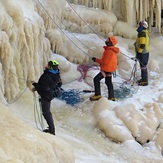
96;37;119;72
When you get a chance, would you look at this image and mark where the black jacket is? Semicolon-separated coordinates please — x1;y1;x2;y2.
33;69;62;101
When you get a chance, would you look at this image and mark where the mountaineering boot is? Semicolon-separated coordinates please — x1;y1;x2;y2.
43;128;55;135
137;79;148;86
138;81;148;86
136;79;143;83
90;95;102;101
49;128;55;135
108;98;117;101
43;128;50;133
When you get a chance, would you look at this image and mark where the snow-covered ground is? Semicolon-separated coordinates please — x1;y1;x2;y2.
0;0;163;162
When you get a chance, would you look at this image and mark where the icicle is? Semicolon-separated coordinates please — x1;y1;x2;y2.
152;0;156;7
139;0;143;21
149;3;154;27
125;0;136;26
135;0;139;22
103;0;112;11
97;0;103;9
143;0;148;19
70;0;162;33
92;0;98;8
85;0;89;7
45;28;64;54
155;0;162;33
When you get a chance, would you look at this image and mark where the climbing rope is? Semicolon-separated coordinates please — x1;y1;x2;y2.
57;89;84;106
33;92;45;131
100;81;138;100
0;57;31;105
114;86;132;99
77;64;98;81
112;59;139;100
65;0;105;41
37;0;95;58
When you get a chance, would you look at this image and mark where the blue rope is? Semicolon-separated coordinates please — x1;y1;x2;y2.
56;85;134;106
114;86;131;99
57;89;84;106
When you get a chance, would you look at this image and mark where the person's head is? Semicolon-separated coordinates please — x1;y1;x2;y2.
137;20;148;32
105;36;118;46
48;59;59;70
140;20;148;28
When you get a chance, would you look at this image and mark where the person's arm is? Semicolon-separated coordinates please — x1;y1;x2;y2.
136;31;146;53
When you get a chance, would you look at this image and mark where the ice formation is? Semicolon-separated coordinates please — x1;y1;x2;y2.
93;98;163;145
70;0;163;32
0;0;162;101
0;103;75;162
0;0;163;162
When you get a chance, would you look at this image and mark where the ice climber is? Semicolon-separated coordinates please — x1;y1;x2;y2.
32;60;62;135
90;36;119;101
135;20;149;86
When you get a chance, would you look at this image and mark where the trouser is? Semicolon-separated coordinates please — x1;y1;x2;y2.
93;72;114;98
137;52;149;81
40;98;55;133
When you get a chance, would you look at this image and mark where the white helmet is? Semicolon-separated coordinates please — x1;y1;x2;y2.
141;20;148;28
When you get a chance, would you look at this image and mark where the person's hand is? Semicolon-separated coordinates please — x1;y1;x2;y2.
32;82;36;86
31;81;35;84
31;82;37;92
32;87;36;92
92;57;96;62
131;57;137;61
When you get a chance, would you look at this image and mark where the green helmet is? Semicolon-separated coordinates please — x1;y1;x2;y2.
48;59;59;70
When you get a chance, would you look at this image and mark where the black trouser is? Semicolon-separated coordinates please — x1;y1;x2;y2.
137;52;149;81
93;72;114;98
40;98;55;133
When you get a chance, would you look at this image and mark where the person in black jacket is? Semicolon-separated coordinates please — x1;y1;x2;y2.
32;60;62;135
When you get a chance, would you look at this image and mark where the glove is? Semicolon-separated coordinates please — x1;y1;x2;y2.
92;57;96;62
32;87;36;92
32;82;36;86
32;82;37;92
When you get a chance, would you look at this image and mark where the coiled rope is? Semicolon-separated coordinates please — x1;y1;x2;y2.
77;64;99;87
114;86;133;99
33;92;45;131
57;89;84;106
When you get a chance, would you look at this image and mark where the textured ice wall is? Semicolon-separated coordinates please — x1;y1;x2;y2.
0;0;66;102
70;0;163;32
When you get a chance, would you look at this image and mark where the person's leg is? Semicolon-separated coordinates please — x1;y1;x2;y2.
94;72;104;95
41;98;55;135
138;53;149;85
105;76;114;99
90;72;104;101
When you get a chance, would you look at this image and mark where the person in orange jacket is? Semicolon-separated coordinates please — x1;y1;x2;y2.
90;36;119;101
